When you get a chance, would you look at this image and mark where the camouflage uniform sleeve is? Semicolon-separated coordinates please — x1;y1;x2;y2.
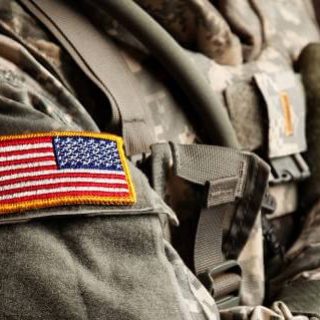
0;1;100;134
0;33;97;134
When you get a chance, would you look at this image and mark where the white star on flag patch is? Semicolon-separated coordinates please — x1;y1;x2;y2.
0;132;136;214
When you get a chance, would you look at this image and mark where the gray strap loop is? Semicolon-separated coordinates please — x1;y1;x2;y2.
151;143;270;308
194;205;228;276
156;142;270;259
18;0;156;156
168;143;270;308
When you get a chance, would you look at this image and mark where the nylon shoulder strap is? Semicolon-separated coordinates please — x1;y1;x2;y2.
18;0;156;156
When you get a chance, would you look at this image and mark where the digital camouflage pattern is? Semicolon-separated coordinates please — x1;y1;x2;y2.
265;44;320;312
102;0;319;310
133;0;243;66
165;240;220;320
0;2;223;318
298;43;320;206
237;213;265;306
270;200;320;289
77;0;200;146
83;0;320;316
77;0;320;151
220;301;310;320
0;0;102;133
0;0;319;319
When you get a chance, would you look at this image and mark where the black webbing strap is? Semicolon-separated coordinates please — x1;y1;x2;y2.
18;0;156;156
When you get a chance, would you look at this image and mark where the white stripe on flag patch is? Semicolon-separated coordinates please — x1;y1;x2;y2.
0;143;52;153
0;160;56;172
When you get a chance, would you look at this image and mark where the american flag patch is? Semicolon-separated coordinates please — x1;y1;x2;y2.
0;132;136;214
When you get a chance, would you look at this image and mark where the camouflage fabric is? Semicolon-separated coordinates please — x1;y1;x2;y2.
298;43;320;206
76;0;200;146
133;0;243;66
0;1;224;319
254;71;307;158
272;200;320;290
0;34;97;133
0;0;111;131
264;42;320;311
76;0;320;150
165;240;220;320
189;0;319;151
265;44;320;294
220;301;310;320
119;49;198;145
237;212;265;306
73;0;320;312
185;1;319;305
265;199;320;318
213;0;265;63
0;0;320;319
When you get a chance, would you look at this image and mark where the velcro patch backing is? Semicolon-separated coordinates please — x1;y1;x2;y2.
0;132;136;214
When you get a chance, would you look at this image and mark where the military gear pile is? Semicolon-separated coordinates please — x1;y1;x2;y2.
0;0;319;319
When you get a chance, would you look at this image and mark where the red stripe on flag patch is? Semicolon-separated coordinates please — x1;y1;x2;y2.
0;132;136;214
0;137;52;147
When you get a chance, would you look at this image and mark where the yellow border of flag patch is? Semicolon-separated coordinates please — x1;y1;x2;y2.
0;132;136;214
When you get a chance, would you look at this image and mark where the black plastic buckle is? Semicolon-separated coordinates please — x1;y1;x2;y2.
269;153;310;184
199;260;242;310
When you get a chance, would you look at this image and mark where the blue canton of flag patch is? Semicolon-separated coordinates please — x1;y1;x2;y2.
53;136;123;171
